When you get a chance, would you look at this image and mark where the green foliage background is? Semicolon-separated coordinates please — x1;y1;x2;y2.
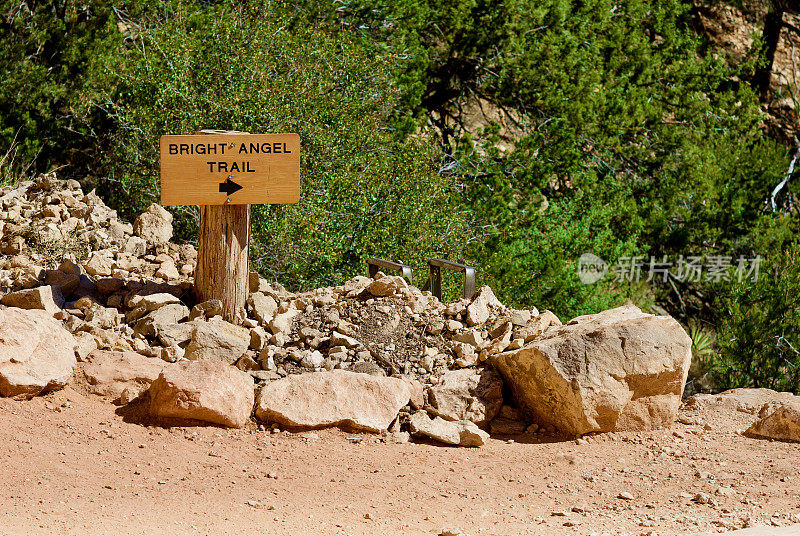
1;0;799;390
713;246;800;393
96;2;467;289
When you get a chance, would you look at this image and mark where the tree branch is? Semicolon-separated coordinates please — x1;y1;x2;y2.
770;137;800;212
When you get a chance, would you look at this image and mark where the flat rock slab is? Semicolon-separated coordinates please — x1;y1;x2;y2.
492;304;692;435
147;359;254;428
79;350;170;402
0;285;65;314
687;388;799;415
409;410;489;447
0;307;76;398
255;370;416;432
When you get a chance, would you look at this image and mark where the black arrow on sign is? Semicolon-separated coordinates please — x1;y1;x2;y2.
219;178;243;196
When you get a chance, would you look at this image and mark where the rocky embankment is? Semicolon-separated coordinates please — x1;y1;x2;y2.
1;174;799;447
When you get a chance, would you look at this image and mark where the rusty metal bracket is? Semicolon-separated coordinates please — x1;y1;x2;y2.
367;257;413;284
425;258;477;300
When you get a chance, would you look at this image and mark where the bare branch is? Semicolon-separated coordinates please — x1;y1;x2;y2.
770;136;800;212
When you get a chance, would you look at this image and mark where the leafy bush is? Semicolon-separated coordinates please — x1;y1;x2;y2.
97;1;468;289
0;0;118;179
296;0;796;318
713;247;800;393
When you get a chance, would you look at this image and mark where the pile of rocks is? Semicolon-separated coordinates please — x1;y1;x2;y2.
3;173;796;447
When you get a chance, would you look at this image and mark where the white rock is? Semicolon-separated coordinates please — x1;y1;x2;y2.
133;203;173;244
330;331;361;349
408;411;489;447
184;317;250;364
250;292;278;324
300;350;324;369
465;285;503;326
268;308;300;336
155;259;179;280
0;308;76;398
160;345;185;363
255;370;414;432
147;359;254;428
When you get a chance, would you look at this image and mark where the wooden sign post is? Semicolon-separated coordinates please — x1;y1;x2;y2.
160;130;300;323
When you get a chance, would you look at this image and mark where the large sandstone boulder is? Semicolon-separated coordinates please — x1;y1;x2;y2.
147;359;254;428
79;350;169;402
408;410;489;447
745;401;800;443
255;370;417;432
426;368;503;427
0;307;76;398
184;317;249;363
133;203;173;244
491;305;692;435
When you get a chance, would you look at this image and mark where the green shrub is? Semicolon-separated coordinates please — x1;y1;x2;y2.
0;0;119;178
713;247;800;393
97;1;468;290
685;323;718;394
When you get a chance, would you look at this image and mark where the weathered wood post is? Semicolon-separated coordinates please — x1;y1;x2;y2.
194;130;250;323
159;130;300;324
195;203;251;323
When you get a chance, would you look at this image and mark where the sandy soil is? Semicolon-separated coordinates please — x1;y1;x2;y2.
1;388;799;536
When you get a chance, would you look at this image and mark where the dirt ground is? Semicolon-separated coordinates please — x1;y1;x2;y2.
1;387;799;536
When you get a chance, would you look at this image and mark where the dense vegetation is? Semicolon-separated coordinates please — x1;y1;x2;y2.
1;0;799;392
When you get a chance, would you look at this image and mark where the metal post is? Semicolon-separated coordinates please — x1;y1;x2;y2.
426;259;477;300
366;257;413;284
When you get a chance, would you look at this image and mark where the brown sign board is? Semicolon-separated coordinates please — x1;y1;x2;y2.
159;133;300;206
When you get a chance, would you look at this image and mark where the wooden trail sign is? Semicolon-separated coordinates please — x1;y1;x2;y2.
159;133;300;206
159;130;300;323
